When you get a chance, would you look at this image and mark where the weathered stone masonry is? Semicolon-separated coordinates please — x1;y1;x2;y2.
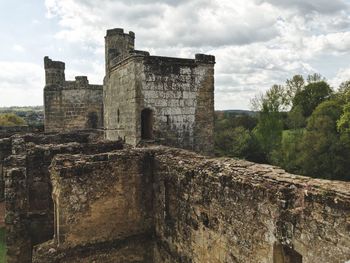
5;26;349;263
3;132;122;263
44;28;215;154
44;57;103;132
28;147;350;263
103;29;215;155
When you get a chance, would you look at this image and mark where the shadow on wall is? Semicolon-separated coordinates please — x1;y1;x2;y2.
87;112;98;129
273;243;302;263
141;108;153;140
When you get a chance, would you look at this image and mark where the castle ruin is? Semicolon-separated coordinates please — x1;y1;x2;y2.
44;28;215;154
1;28;349;263
44;57;103;132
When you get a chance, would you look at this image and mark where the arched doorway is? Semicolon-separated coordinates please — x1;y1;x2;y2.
141;108;153;139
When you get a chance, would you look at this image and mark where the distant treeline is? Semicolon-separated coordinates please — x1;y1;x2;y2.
215;74;350;181
0;106;43;127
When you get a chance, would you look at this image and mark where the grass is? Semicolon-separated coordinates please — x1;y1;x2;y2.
0;228;5;263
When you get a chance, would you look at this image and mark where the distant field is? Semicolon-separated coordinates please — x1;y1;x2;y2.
0;228;5;263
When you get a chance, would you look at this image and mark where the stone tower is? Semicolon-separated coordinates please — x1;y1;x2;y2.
44;57;103;132
44;56;65;86
103;28;215;155
105;28;135;74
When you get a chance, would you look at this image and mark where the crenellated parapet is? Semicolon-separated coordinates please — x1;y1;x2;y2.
195;53;216;64
105;28;135;73
43;58;103;132
44;56;65;86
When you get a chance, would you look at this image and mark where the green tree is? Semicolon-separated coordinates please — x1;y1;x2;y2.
338;80;350;97
298;99;350;180
307;73;324;84
337;103;350;134
285;75;305;105
336;80;350;137
287;105;306;129
292;81;333;118
274;129;304;173
252;85;286;162
0;113;26;126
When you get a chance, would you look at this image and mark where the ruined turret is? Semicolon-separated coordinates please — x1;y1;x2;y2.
43;57;103;132
104;28;135;73
44;56;65;86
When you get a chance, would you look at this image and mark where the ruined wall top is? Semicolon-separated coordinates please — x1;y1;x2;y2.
105;27;215;73
105;28;135;73
106;28;135;38
195;53;216;64
44;56;65;70
44;56;65;86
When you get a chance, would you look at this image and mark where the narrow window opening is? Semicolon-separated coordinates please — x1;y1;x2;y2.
166;114;170;125
141;108;153;139
117;109;120;123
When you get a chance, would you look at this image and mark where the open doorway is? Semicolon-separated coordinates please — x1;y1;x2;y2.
141;108;153;139
87;112;98;129
273;243;302;263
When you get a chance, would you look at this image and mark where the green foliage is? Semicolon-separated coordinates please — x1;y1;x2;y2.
215;74;350;181
251;84;287;112
297;100;350;180
214;127;249;157
336;82;350;136
307;73;324;84
287;105;306;129
273;129;304;172
0;113;26;126
253;112;283;162
214;112;266;162
292;81;333;118
338;80;350;99
251;85;285;162
0;106;43;127
285;75;305;105
0;228;5;263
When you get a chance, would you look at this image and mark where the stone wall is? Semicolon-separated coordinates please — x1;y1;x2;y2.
4;132;123;263
0;137;12;200
44;57;103;133
153;149;350;263
0;126;43;139
33;150;154;263
103;29;215;155
31;147;350;263
104;57;140;145
140;55;214;154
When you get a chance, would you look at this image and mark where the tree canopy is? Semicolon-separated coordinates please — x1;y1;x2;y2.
215;73;350;181
0;113;26;127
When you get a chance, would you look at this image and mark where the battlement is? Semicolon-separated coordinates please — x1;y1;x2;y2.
195;53;216;64
106;28;135;38
75;76;89;86
44;56;65;70
44;56;65;86
105;28;135;73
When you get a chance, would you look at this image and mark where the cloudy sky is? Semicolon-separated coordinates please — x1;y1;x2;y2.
1;0;350;109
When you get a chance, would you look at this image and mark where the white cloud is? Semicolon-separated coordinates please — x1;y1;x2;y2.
44;0;281;48
330;68;350;89
12;44;25;53
4;0;348;109
255;0;348;15
0;62;44;106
